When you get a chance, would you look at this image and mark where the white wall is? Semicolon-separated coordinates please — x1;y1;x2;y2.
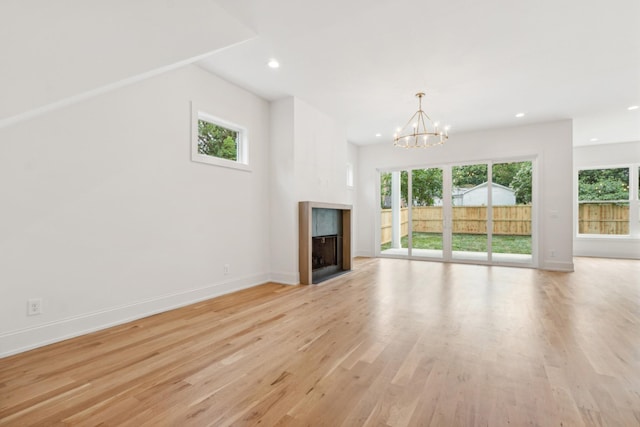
0;65;271;357
356;120;574;271
347;142;359;256
0;0;254;127
573;141;640;259
293;99;350;203
269;98;297;283
269;97;353;284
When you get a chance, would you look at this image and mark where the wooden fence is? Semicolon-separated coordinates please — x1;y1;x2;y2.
380;207;409;245
381;206;531;244
381;203;631;244
578;203;629;235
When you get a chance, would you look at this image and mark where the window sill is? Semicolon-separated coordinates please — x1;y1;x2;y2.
576;234;640;241
191;154;251;172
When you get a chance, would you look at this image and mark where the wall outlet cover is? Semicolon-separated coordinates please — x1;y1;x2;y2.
27;298;43;316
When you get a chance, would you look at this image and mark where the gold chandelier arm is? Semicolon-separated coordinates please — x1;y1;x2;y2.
400;110;421;135
418;112;429;135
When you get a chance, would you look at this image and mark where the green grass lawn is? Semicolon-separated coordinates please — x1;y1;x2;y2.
381;232;531;254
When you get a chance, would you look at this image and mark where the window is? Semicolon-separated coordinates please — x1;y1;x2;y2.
198;119;238;161
577;167;630;235
346;163;354;188
379;159;535;266
191;104;249;171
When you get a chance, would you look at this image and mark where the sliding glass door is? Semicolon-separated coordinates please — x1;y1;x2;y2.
380;168;444;259
491;161;533;264
380;171;408;256
411;168;444;259
379;159;535;266
451;164;489;261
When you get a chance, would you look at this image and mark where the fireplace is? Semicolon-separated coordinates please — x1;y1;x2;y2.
311;235;342;280
299;202;352;285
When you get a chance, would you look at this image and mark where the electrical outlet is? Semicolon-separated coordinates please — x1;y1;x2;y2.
550;250;556;258
224;264;230;275
27;298;42;316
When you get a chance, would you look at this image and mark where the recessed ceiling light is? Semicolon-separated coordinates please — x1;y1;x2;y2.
515;113;525;118
628;105;639;111
267;59;280;69
375;133;382;137
590;138;599;142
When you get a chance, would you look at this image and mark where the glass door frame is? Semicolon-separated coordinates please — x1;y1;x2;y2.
408;166;448;261
377;156;538;268
449;161;491;263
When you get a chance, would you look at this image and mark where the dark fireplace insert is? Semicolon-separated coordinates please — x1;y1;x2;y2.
311;234;343;283
312;235;338;270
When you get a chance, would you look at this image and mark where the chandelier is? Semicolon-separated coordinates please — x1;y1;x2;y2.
393;92;449;148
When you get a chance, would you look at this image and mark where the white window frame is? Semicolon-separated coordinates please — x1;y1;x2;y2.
191;102;250;172
346;163;354;188
376;156;538;268
575;164;639;238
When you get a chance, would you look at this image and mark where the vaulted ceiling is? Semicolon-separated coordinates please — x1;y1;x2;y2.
0;0;254;128
200;0;640;146
3;1;638;146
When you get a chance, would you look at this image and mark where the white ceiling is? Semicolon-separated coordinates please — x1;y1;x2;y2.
199;0;640;146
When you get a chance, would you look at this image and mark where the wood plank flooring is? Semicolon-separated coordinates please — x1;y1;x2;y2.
1;257;639;426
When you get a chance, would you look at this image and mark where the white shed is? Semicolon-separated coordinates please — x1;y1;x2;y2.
455;182;516;206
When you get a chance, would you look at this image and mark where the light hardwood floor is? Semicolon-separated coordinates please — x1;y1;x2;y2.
1;257;639;426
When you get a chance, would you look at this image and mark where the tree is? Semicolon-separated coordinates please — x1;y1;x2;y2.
510;162;532;204
381;161;535;207
492;162;522;187
380;169;442;207
380;171;409;208
578;168;629;201
380;172;392;208
198;120;238;161
411;168;443;206
453;162;526;189
452;164;487;188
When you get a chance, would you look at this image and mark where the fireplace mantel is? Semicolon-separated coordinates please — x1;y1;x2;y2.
299;201;352;285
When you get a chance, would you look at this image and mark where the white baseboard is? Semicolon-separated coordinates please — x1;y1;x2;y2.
355;251;375;258
0;273;269;359
269;271;299;285
573;252;640;260
541;260;575;272
574;238;640;259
